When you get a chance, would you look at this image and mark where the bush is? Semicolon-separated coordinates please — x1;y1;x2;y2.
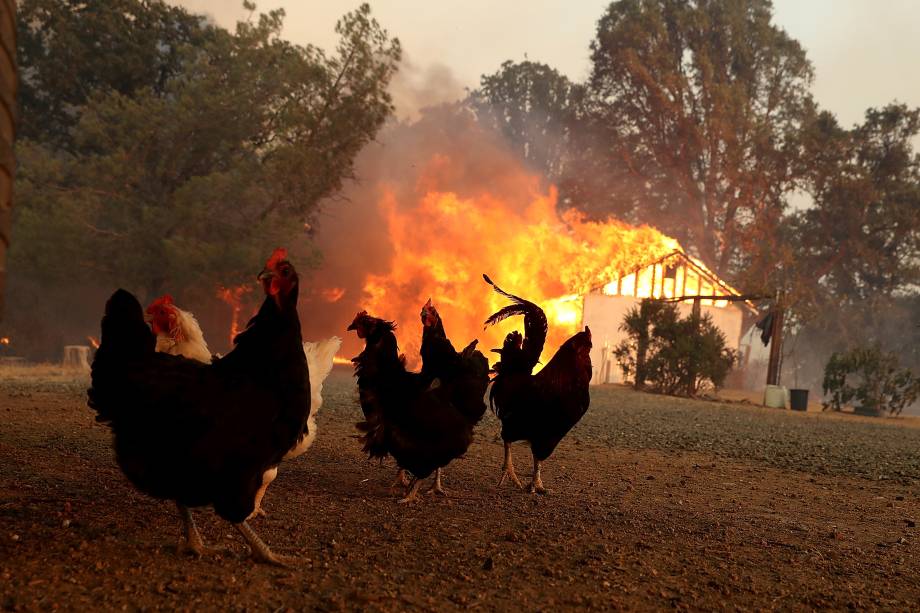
822;346;920;416
614;300;737;396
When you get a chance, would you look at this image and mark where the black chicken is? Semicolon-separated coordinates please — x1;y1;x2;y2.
483;274;592;494
348;306;489;503
88;249;309;565
418;299;490;494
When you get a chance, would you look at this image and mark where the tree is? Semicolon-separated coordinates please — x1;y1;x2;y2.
795;105;920;304
822;346;920;417
470;60;585;187
775;105;920;388
17;0;216;148
11;2;401;301
577;0;814;280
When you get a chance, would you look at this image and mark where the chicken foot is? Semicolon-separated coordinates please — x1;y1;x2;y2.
424;468;447;496
498;442;523;489
176;503;210;557
390;468;411;492
526;456;547;495
397;478;423;504
235;520;294;567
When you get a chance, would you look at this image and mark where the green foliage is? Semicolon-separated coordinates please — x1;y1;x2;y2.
12;1;401;301
17;0;217;148
614;300;736;396
469;60;585;185
822;346;920;416
574;0;815;279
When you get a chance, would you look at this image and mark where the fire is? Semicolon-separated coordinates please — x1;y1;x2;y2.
87;336;100;349
0;337;9;345
216;284;253;344
321;287;346;303
332;356;352;365
359;160;683;367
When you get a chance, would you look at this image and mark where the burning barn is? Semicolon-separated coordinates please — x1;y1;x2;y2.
580;250;759;385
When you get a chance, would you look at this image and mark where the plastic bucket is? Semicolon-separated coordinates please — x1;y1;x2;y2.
789;388;809;412
763;385;787;409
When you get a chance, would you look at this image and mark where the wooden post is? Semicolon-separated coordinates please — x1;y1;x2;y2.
766;291;785;386
0;0;17;321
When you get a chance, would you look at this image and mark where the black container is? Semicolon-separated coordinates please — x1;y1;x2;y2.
790;388;809;411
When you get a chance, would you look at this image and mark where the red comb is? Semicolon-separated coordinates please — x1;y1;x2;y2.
147;295;174;311
266;248;288;269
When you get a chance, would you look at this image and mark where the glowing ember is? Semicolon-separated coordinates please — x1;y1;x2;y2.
87;336;100;349
359;161;683;367
332;356;352;365
321;287;346;303
0;337;9;345
216;284;253;344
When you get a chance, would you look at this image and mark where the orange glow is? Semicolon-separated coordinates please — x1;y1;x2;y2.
87;336;100;349
321;287;346;303
216;284;253;344
0;337;9;345
332;356;352;365
358;160;684;367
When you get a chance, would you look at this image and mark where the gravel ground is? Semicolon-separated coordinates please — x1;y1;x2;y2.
580;385;920;485
2;367;919;610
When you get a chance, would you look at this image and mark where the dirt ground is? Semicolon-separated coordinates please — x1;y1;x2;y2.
2;367;919;611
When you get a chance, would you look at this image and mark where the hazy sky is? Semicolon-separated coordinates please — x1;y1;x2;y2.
173;0;920;128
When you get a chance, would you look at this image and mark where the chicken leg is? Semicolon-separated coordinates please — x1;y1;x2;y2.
498;441;523;489
249;466;278;519
526;455;547;495
425;468;447;496
176;503;209;557
397;477;423;504
390;468;411;492
235;520;294;567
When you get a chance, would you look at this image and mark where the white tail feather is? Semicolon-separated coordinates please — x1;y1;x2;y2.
283;336;342;460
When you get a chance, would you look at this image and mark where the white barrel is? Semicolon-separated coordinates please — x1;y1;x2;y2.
763;385;787;409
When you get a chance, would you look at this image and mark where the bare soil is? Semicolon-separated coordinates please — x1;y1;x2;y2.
2;367;919;611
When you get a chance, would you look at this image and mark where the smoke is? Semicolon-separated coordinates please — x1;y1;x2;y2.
297;103;543;360
388;53;468;121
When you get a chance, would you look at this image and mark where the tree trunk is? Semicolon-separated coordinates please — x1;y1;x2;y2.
0;0;16;321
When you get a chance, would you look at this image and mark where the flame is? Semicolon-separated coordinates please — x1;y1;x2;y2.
0;337;9;345
358;160;684;367
216;284;253;344
321;287;346;303
332;356;352;365
87;336;100;349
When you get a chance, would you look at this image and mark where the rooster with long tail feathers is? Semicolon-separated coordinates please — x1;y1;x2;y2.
483;274;592;494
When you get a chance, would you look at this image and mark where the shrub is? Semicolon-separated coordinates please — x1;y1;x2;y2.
614;300;737;396
822;346;920;416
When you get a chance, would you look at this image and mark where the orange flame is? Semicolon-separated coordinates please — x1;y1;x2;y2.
0;337;9;345
216;284;253;344
359;160;683;368
332;356;352;365
87;336;100;349
321;287;346;303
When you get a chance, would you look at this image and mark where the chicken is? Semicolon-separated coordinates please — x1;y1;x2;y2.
348;308;487;503
87;248;309;565
145;293;341;517
483;274;592;494
245;335;342;519
418;299;490;494
146;294;212;363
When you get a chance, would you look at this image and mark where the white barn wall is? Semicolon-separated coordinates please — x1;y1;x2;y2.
583;292;745;385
